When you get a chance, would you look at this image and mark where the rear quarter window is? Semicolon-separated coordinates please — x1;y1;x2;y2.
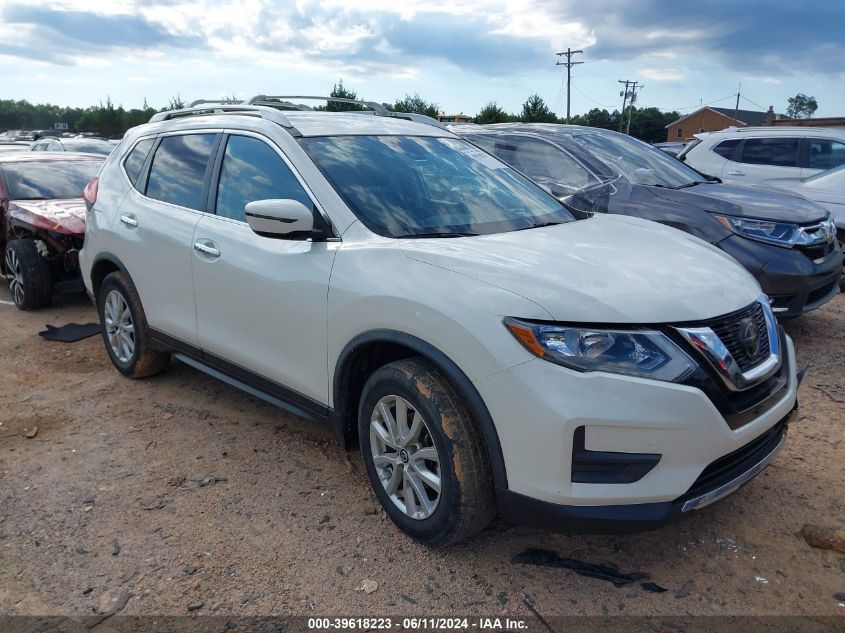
712;138;740;159
122;138;155;189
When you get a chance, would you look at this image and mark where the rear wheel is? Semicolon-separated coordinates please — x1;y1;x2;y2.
97;271;170;378
358;358;496;546
4;239;53;310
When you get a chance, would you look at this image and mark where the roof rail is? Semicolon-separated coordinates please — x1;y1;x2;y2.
188;98;243;108
352;109;448;131
149;104;295;128
247;95;390;116
726;125;837;133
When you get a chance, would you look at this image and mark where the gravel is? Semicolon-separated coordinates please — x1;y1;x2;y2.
0;288;843;617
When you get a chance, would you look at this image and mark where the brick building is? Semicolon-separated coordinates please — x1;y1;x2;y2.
771;116;845;128
665;106;775;141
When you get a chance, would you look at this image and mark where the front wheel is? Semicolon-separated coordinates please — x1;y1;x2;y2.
358;358;496;546
4;239;53;310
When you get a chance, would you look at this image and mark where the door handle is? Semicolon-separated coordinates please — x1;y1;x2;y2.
120;215;138;227
727;170;745;176
193;241;220;258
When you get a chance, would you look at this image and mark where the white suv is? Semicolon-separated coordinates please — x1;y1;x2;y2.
80;97;799;545
681;126;845;185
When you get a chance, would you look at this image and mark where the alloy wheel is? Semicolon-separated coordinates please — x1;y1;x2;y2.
5;247;24;306
104;289;135;363
370;395;442;520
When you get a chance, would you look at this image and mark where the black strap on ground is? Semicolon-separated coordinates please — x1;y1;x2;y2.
512;547;649;587
38;323;101;343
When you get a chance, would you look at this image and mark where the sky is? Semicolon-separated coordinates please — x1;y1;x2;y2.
1;0;844;119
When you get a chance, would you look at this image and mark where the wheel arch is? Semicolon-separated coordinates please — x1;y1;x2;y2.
332;329;508;490
90;252;132;302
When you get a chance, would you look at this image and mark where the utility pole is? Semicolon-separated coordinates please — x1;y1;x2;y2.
556;48;583;124
733;81;742;124
625;81;643;135
618;80;631;132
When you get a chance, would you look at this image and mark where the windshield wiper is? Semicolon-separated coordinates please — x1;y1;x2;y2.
676;181;707;189
395;231;480;239
514;221;563;231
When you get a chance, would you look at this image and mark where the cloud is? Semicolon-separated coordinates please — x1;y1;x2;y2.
536;0;845;77
0;0;843;83
640;68;684;82
0;4;205;65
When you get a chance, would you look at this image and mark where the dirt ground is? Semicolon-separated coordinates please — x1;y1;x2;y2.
0;285;843;620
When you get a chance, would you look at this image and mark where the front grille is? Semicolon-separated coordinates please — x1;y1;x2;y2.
797;241;835;262
680;419;786;502
807;280;837;305
705;302;770;372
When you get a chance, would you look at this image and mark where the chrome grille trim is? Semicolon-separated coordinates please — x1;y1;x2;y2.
674;295;781;392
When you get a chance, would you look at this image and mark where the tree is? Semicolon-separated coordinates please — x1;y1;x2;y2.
475;101;513;124
627;107;680;143
786;93;818;119
324;80;365;111
520;94;557;123
580;108;613;129
391;93;440;119
165;94;185;110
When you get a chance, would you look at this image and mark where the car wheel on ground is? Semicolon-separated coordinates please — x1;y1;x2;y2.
97;271;170;378
4;239;53;310
358;358;496;546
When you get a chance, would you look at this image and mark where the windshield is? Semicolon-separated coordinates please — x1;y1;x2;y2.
300;135;576;237
572;131;707;188
3;160;102;200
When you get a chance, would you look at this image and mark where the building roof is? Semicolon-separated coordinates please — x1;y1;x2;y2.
665;106;774;128
710;107;771;125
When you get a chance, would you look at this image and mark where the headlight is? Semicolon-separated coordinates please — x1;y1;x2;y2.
712;215;798;245
712;214;836;247
504;318;696;382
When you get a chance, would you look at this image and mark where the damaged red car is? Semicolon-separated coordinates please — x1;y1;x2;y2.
1;153;103;309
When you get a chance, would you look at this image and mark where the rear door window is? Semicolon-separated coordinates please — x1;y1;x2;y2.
214;135;312;222
737;137;800;167
122;138;154;188
145;134;216;210
807;138;845;170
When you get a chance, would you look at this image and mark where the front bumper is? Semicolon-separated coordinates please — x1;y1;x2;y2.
497;405;795;534
717;234;841;318
475;330;798;531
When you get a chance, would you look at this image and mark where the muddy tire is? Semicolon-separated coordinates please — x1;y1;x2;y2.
5;239;53;310
358;358;496;546
97;271;169;378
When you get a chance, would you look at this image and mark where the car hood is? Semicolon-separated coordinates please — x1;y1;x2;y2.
8;198;86;235
648;182;829;223
400;214;760;323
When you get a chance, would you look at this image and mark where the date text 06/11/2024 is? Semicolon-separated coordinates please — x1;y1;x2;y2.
307;617;529;630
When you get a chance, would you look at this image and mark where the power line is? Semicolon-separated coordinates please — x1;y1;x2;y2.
740;94;768;111
570;80;617;109
556;47;583;124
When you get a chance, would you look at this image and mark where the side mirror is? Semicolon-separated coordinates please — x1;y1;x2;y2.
245;199;314;238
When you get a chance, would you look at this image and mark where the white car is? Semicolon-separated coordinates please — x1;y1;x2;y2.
681;126;845;185
78;97;799;545
769;165;845;287
769;165;845;234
